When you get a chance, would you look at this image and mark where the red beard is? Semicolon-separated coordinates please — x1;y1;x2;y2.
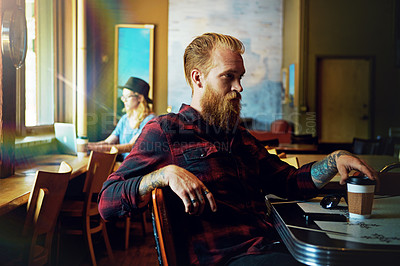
200;85;242;131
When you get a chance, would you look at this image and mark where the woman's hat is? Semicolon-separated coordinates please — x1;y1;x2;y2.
118;77;153;104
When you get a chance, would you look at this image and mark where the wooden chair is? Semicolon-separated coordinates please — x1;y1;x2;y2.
152;187;190;266
352;137;381;155
280;156;299;168
124;208;147;250
377;162;400;196
152;188;176;266
23;161;72;266
109;162;147;251
389;127;400;138
58;147;117;266
270;119;292;134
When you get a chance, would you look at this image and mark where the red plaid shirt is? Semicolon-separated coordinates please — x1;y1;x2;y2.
98;104;317;265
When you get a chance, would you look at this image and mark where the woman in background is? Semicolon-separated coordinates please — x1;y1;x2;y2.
88;76;155;160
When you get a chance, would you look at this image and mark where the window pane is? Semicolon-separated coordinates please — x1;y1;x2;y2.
25;0;54;127
25;0;36;126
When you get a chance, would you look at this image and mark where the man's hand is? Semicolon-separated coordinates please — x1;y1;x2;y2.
335;152;378;185
311;150;378;189
138;165;217;215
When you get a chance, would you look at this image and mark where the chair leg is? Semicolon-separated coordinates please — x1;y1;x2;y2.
101;220;115;264
125;212;147;250
84;219;97;266
56;220;61;266
141;212;147;237
125;217;131;250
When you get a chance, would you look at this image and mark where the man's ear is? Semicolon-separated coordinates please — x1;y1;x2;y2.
191;69;203;89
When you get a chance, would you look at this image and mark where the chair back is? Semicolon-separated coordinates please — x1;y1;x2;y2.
23;161;72;265
352;138;381;155
270;119;292;134
152;188;177;266
83;147;118;213
280;157;299;168
389;127;400;138
377;162;400;196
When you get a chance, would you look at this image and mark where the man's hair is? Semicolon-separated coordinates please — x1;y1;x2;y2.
183;33;245;92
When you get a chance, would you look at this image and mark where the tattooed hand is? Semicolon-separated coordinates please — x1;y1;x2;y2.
138;165;217;215
310;150;378;189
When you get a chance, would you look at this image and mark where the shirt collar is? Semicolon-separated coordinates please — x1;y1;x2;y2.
178;104;203;123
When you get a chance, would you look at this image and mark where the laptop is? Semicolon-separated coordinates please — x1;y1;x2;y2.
54;123;77;155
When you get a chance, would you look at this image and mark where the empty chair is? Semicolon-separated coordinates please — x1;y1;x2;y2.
270;119;292;134
58;147;117;266
376;136;395;156
378;162;400;196
384;133;400;159
124;207;147;250
110;162;147;250
389;127;400;138
110;160;148;251
352;138;381;155
23;161;72;266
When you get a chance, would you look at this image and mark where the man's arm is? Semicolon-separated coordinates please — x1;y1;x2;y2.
311;150;378;189
88;142;133;154
98;119;216;221
97;120;170;221
137;165;217;215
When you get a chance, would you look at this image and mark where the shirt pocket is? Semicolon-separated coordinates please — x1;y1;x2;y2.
180;143;229;182
183;143;219;161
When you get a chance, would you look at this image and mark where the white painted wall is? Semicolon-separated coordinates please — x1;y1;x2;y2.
168;0;283;130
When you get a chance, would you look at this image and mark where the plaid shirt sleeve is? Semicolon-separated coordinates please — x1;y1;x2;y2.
98;119;172;221
241;130;318;200
261;157;318;200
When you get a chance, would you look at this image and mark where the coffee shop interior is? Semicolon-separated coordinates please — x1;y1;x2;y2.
1;0;400;265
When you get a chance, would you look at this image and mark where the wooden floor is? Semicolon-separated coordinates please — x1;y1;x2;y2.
59;213;159;266
0;202;158;266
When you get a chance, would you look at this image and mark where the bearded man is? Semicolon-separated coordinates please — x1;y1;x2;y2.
98;33;377;265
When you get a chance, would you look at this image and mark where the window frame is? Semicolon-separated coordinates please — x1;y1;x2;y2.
16;0;77;138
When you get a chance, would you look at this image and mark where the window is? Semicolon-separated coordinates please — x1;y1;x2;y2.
24;0;55;128
0;0;79;177
18;0;77;136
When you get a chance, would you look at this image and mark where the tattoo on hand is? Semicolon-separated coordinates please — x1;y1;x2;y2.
311;150;351;188
138;168;167;199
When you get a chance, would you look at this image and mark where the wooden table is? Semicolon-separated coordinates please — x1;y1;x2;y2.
289;154;399;172
276;143;318;153
0;154;89;216
287;154;400;190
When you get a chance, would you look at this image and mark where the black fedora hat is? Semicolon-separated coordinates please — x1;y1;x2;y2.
118;77;153;104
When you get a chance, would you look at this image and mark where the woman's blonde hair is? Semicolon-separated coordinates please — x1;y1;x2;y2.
183;33;245;94
125;97;152;129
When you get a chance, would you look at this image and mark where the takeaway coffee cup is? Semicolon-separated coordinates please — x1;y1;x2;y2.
76;136;88;158
346;176;376;219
